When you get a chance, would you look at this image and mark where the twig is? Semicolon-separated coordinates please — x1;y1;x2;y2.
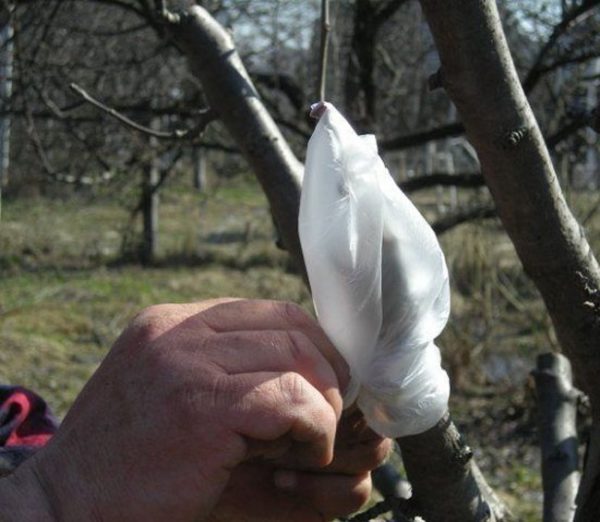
318;0;330;102
532;353;580;522
69;83;215;141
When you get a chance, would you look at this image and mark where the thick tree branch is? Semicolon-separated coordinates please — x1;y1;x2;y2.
533;353;580;522
171;5;305;274
398;413;511;521
418;0;600;412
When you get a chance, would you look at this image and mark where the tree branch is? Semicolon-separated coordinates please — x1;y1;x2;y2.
380;121;465;151
171;5;305;273
318;0;330;102
532;353;580;522
432;204;496;235
251;72;306;112
398;413;511;521
522;0;600;94
69;82;215;141
400;172;485;193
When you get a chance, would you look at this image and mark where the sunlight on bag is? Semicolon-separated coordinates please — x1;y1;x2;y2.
299;102;450;438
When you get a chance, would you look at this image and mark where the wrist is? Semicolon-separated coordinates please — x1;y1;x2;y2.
0;460;55;522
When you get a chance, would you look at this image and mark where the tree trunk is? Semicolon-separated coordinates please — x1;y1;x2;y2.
418;0;600;518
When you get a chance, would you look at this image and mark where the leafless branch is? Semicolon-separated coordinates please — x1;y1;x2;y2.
382;1;600;153
380;121;464;151
432;204;497;235
318;0;330;102
69;82;216;141
400;172;485;193
25;105;113;186
523;0;600;93
131;146;184;216
251;71;305;111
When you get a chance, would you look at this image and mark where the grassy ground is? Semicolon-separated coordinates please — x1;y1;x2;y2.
1;174;599;520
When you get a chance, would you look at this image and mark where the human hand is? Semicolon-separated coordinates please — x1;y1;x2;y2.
208;406;392;522
0;299;389;521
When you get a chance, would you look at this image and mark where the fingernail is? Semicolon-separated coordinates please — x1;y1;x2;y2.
273;470;297;491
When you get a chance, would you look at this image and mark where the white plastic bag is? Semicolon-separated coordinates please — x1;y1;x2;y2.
299;102;450;438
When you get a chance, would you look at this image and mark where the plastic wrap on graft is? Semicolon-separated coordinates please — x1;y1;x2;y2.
299;102;450;438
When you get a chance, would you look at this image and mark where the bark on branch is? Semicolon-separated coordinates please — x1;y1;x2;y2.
398;413;511;522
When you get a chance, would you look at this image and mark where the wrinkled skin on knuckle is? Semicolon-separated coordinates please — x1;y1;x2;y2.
281;330;343;421
276;371;310;412
279;301;315;330
126;304;180;347
283;330;317;369
278;371;335;435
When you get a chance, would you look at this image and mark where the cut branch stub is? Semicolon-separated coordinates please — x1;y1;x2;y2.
533;352;580;522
